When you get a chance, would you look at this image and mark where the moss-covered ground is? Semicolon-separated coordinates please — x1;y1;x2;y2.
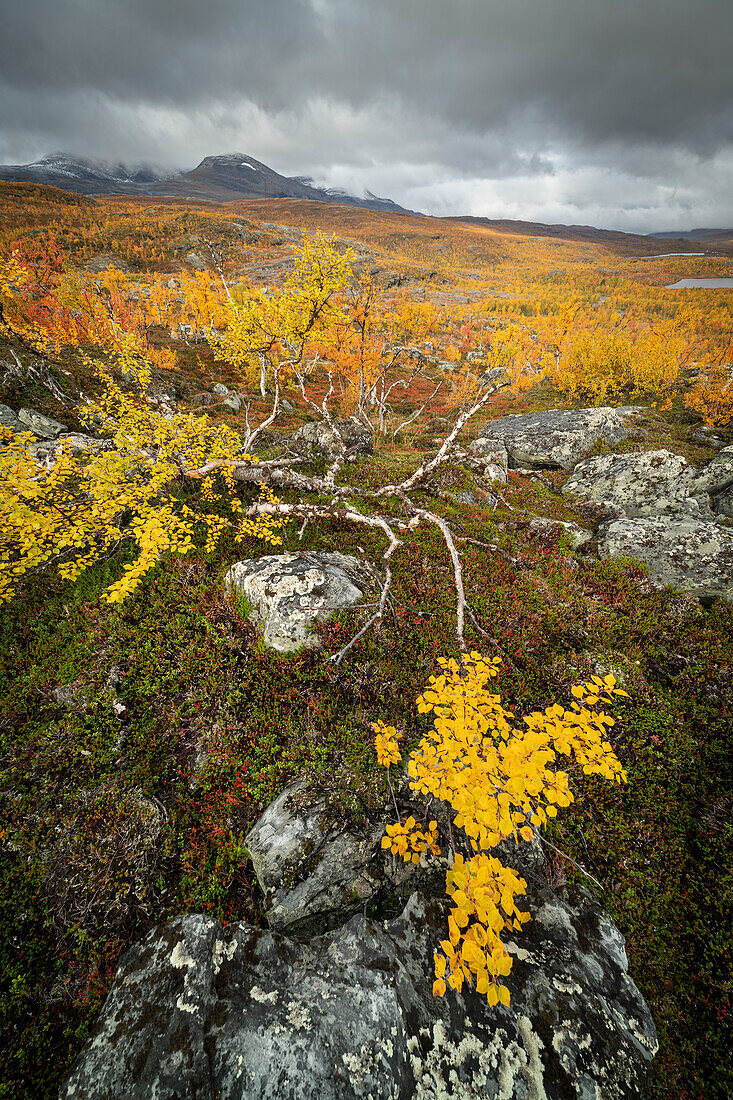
1;405;732;1099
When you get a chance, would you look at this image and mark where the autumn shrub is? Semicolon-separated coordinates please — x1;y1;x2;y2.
685;363;733;426
553;328;684;403
375;652;627;1005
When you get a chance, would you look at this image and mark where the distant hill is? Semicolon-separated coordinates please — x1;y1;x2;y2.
450;215;704;253
0;152;412;214
648;227;733;240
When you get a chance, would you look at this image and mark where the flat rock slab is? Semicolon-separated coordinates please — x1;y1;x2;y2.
599;516;733;601
563;449;710;519
225;552;365;652
60;889;657;1100
470;407;640;470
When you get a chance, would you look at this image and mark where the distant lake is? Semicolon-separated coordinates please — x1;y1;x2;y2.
665;277;733;289
644;252;706;259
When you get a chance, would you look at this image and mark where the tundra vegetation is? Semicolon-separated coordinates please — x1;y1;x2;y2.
0;180;731;1099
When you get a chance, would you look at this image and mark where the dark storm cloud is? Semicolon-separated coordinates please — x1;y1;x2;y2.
1;0;733;229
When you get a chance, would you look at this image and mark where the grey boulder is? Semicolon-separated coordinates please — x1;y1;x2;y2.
563;449;711;519
60;887;658;1100
287;418;373;461
599;516;733;601
244;780;471;938
526;516;593;550
470;407;640;470
225;552;365;652
17;407;68;439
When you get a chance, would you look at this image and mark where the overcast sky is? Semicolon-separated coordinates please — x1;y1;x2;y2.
2;0;732;232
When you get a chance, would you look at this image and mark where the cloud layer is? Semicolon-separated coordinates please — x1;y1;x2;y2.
2;0;733;231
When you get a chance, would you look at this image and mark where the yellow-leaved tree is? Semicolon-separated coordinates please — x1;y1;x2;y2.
374;652;628;1006
212;232;354;398
0;351;284;606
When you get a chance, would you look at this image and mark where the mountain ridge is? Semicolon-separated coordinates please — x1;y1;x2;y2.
0;152;413;214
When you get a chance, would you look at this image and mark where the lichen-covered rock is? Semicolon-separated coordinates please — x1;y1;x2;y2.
225;552;365;652
470;407;640;470
60;889;657;1100
692;445;733;497
563;449;710;519
599;516;733;601
287;418;373;461
17;407;68;439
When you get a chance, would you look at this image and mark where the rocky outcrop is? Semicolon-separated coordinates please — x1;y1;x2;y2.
561;447;733;599
287;418;373;461
470;407;640;470
599;516;733;602
225;552;365;652
563;449;711;519
60;887;658;1100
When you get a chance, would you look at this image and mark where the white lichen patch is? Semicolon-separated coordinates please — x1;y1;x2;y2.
169;942;195;970
342;1045;377;1096
552;975;584;995
170;939;199;1015
249;985;279;1005
506;939;537;964
212;938;237;975
409;1020;527;1100
286;1000;313;1030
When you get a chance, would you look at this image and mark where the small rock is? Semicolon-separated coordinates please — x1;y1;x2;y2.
52;684;90;712
212;382;230;396
527;516;593;550
225;552;365;652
